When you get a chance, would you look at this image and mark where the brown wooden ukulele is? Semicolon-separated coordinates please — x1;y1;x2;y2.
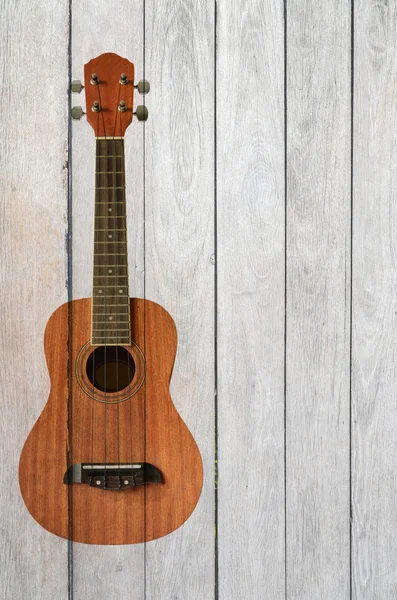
19;53;203;545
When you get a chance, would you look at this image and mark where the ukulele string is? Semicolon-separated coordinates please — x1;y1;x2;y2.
112;84;122;482
120;133;133;467
91;102;101;476
91;116;100;474
97;82;108;483
125;121;133;466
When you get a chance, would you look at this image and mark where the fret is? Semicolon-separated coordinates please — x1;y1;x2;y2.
92;319;129;323
96;155;124;158
94;264;128;267
95;193;125;201
92;303;129;308
94;314;129;318
91;337;130;341
93;297;129;302
93;257;128;262
96;157;124;171
92;328;130;332
96;174;124;187
93;285;127;289
95;209;126;218
91;340;131;345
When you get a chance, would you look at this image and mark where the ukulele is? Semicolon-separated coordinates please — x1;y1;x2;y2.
19;53;203;545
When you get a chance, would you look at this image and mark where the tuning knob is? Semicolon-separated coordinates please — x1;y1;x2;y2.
135;80;150;94
134;105;148;121
71;106;85;120
71;80;83;93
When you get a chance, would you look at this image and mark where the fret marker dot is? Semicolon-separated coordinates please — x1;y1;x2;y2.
108;208;112;212
98;290;103;294
119;289;123;293
109;316;113;321
108;269;112;274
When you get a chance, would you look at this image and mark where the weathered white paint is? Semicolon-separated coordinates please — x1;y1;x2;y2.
286;1;351;597
5;0;397;598
217;0;285;598
352;1;397;598
0;0;69;598
144;1;215;598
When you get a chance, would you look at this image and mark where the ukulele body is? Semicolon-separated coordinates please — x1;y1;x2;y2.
19;297;203;544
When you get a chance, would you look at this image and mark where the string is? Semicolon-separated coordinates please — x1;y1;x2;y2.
111;84;122;485
90;75;131;488
91;107;101;476
97;82;108;485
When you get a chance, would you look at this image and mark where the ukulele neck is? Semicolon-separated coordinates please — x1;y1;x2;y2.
91;138;131;346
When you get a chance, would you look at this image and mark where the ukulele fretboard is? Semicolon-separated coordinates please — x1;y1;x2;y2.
92;138;131;345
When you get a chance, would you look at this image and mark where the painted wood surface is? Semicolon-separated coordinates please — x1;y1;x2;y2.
216;1;285;598
4;0;397;598
0;0;70;598
352;1;397;598
286;1;351;597
144;1;215;598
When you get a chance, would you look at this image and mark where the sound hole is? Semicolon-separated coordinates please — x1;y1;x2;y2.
86;346;135;393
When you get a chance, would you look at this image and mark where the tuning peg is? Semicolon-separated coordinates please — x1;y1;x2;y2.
71;106;85;120
134;105;148;121
135;80;150;94
71;80;83;93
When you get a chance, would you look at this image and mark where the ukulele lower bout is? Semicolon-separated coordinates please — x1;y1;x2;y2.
19;297;203;544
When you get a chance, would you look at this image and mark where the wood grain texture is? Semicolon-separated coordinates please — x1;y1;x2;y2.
70;2;145;597
144;0;215;598
7;0;397;598
84;54;135;137
19;298;203;544
216;0;285;598
286;1;351;597
352;2;397;597
0;0;70;598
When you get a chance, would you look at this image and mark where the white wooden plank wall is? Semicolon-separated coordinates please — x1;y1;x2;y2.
144;1;215;598
217;1;285;598
3;0;397;598
0;1;70;598
286;1;351;598
352;1;397;598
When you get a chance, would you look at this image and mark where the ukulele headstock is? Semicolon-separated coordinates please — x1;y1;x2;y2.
71;52;149;137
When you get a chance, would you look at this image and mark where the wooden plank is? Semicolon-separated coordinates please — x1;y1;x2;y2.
352;2;397;597
0;0;70;598
144;0;215;598
216;1;285;597
286;1;351;597
70;1;145;597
